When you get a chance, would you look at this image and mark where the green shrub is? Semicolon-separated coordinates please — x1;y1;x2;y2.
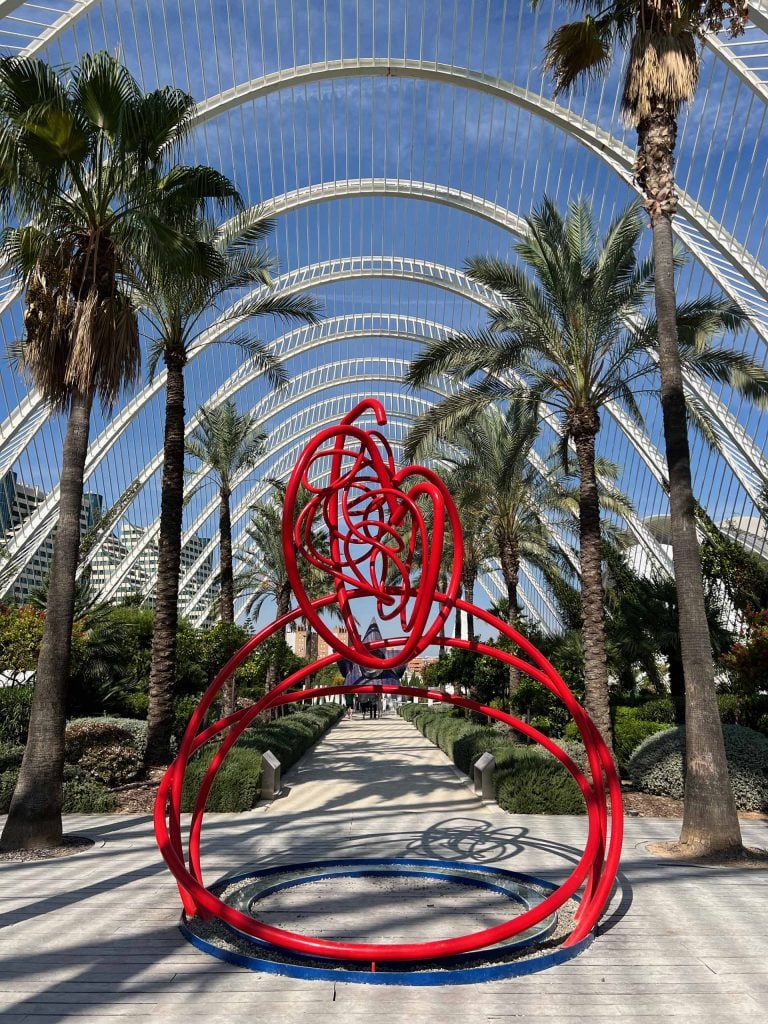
557;738;589;776
181;746;263;812
62;777;117;813
613;716;668;777
173;694;200;740
0;769;116;813
0;771;17;813
636;697;676;724
120;691;149;719
495;750;584;814
629;724;768;810
717;692;768;730
562;720;581;742
65;718;147;786
717;693;741;724
181;702;344;812
399;704;585;814
0;687;33;745
0;743;24;772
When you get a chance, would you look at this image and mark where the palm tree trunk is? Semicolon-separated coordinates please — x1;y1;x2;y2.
219;486;234;623
461;567;475;641
571;415;614;754
146;351;186;766
497;531;521;703
1;387;94;850
218;484;236;716
454;584;463;640
265;582;292;693
645;119;741;849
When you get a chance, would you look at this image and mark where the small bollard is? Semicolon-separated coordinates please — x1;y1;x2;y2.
473;751;495;803
261;750;281;801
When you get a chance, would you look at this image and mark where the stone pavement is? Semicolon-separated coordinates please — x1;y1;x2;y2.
1;710;767;1022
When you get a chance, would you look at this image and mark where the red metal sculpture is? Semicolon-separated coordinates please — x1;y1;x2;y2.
155;400;622;967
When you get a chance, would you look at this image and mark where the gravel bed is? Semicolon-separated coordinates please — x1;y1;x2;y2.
186;865;579;974
0;834;94;862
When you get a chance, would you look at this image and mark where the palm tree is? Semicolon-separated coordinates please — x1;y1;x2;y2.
135;214;320;765
184;400;266;715
238;480;329;692
406;198;759;753
185;399;267;623
410;402;590;702
534;0;752;857
0;52;235;851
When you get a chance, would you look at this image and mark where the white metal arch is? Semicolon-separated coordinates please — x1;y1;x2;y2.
77;249;766;554
12;232;751;594
158;364;583;614
4;177;761;510
85;310;673;608
1;179;763;515
1;53;767;355
175;401;558;629
189;59;768;307
13;0;768;117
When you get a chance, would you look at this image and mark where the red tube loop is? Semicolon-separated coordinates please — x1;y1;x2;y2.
154;405;622;964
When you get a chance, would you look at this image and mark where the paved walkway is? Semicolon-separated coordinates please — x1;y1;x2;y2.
1;710;767;1022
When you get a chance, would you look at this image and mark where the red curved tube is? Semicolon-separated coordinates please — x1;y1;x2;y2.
154;404;623;963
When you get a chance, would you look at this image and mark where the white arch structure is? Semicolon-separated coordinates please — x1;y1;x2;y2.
0;2;766;622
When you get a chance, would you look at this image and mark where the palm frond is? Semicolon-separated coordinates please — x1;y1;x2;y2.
542;16;614;94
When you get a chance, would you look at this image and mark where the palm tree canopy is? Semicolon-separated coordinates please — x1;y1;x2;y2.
135;206;322;388
0;51;241;410
238;480;328;620
405;196;764;457
185;399;267;494
532;1;748;123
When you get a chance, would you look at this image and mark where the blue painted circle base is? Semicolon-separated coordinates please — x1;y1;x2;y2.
180;858;592;985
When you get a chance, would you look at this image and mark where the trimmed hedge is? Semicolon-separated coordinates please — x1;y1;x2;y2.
0;769;117;814
65;717;147;786
398;704;584;814
181;703;344;812
629;724;768;810
611;708;669;776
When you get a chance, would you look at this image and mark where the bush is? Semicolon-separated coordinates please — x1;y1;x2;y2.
62;777;117;813
718;693;741;724
612;712;668;777
636;697;676;724
0;744;24;772
173;694;200;740
0;771;17;813
0;769;116;814
0;687;33;745
120;691;149;719
495;751;584;814
629;724;768;810
399;703;585;814
65;717;147;786
717;692;768;731
181;703;344;812
181;745;263;813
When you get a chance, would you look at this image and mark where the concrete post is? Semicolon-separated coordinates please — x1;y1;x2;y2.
473;751;495;803
261;750;281;801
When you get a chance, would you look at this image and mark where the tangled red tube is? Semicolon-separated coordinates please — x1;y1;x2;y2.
154;401;622;963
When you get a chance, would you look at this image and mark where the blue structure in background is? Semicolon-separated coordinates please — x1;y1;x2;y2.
338;621;406;716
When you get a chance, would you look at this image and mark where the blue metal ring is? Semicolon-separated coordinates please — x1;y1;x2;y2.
180;857;589;985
